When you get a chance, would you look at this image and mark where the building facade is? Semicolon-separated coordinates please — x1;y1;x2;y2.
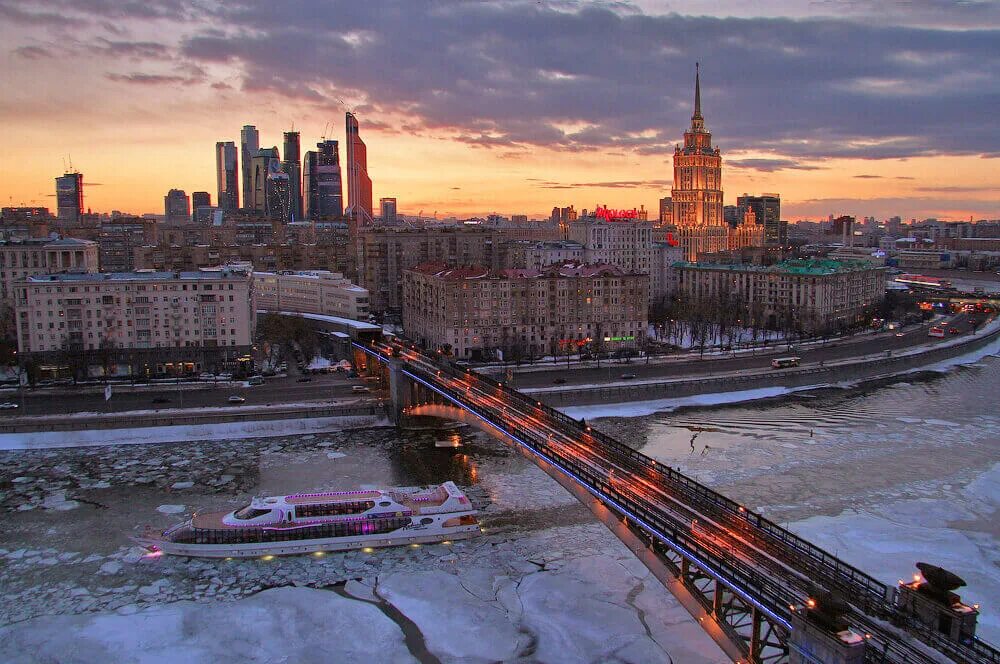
671;65;727;261
254;270;369;320
0;237;99;303
55;172;83;222
215;141;239;212
356;226;563;314
282;131;302;221
380;197;397;224
305;139;344;219
674;258;886;332
403;262;648;359
164;189;190;224
737;193;782;246
240;125;259;211
568;217;655;275
15;268;256;376
345;112;373;225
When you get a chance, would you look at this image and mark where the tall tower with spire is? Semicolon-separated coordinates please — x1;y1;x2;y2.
672;63;727;261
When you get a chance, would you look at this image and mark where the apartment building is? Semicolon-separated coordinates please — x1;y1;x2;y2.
0;237;99;303
403;262;648;359
254;270;369;320
15;268;255;376
674;258;886;332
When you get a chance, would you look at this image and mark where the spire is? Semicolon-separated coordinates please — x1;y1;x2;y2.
694;62;702;120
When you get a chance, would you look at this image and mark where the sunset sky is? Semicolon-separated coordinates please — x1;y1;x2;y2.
2;0;998;221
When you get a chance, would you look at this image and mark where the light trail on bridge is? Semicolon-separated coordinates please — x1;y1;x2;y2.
358;340;997;664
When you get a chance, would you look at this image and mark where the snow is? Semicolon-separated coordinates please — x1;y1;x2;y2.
155;505;185;515
0;587;412;664
791;462;1000;641
0;414;387;451
560;385;814;419
558;323;1000;419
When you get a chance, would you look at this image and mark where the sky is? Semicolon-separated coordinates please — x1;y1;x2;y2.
1;0;998;221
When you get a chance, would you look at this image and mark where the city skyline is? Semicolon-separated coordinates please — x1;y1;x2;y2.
2;1;998;221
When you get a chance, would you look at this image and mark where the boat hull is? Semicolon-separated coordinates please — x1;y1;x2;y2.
134;524;481;559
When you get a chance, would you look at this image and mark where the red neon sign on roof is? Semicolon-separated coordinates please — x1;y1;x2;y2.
594;205;639;221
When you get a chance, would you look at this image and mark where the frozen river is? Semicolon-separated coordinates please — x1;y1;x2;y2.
1;351;998;661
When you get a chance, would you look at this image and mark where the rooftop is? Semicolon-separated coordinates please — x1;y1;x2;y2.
409;261;629;280
0;237;98;248
674;258;884;275
26;268;251;283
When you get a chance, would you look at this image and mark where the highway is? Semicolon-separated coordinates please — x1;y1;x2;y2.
370;339;994;663
0;371;371;416
511;313;977;389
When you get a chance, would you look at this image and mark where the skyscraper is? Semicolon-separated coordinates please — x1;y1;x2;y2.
737;193;781;246
345;112;373;226
240;125;259;210
672;63;727;261
306;140;343;219
380;197;397;224
215;141;239;212
55;172;83;222
164;189;190;223
282;131;302;221
251;147;280;213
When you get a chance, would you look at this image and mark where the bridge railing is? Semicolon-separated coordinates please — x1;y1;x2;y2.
449;360;893;610
403;365;803;623
363;342;996;663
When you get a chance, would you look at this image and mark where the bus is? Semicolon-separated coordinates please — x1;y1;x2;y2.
771;357;801;369
928;326;945;338
895;274;953;291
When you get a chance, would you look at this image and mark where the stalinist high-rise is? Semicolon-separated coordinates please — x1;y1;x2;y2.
671;64;728;261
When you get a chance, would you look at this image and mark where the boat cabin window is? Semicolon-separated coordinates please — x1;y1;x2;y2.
296;500;376;519
234;506;272;520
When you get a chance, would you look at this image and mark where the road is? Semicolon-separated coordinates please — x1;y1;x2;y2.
512;313;976;389
0;371;381;417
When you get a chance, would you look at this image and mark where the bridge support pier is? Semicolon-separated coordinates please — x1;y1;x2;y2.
787;608;866;664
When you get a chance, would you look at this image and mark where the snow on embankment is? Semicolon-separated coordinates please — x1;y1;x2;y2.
0;415;386;451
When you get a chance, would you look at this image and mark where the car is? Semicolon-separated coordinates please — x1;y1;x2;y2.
949;327;962;334
0;402;19;409
895;332;905;337
218;372;234;380
620;373;638;379
552;378;567;385
352;385;370;393
296;376;312;383
227;395;246;403
248;376;265;386
198;372;215;381
151;397;171;404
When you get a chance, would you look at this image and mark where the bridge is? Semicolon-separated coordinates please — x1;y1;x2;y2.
353;338;999;664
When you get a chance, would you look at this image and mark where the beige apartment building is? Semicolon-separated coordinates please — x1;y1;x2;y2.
674;258;886;332
254;270;370;320
568;217;655;275
0;237;99;302
403;262;648;359
15;268;256;377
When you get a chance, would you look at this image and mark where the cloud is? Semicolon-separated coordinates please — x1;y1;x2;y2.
853;174;883;179
728;158;823;172
4;0;1000;173
534;179;673;189
914;185;998;193
786;196;998;220
105;72;192;85
12;44;54;59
